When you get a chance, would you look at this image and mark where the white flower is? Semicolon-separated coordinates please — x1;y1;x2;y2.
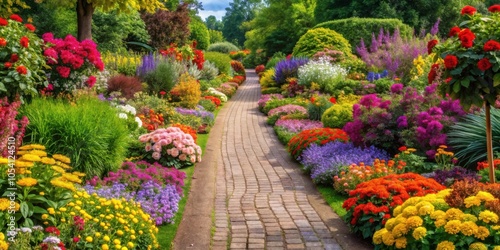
135;117;142;128
117;104;137;115
118;113;128;119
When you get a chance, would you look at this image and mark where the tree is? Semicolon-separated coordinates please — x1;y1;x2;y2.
221;0;260;47
141;3;191;49
205;15;223;30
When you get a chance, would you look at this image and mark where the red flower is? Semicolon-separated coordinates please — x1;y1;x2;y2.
0;17;7;26
427;63;440;84
24;23;36;32
0;38;6;47
310;97;315;103
19;36;29;48
45;226;61;236
329;97;337;104
445;77;452;84
427;39;438;54
159;90;166;96
86;75;96;88
488;4;500;13
449;26;461;37
478;58;492;71
73;237;80;243
16;65;27;75
398;146;407;152
444;54;459;69
4;62;11;68
458;28;476;48
461;5;477;15
484;40;500;52
56;66;71;78
9;14;23;22
10;54;19;63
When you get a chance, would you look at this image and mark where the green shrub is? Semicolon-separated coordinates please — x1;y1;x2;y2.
274;126;297;145
259;69;277;89
325;79;362;97
448;109;500;169
204;52;232;75
262;98;308;114
198;99;217;112
207;42;240;54
308;96;333;121
321;103;353;128
373;78;395;94
314;17;413;52
208;29;224;44
189;18;210;50
265;52;286;69
143;59;180;95
261;87;281;94
292;28;352;58
339;56;368;74
242;49;267;68
199;60;219;81
21;96;129;178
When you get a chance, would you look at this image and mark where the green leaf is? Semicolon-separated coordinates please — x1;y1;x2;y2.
32;206;47;214
20;202;29;218
0;82;5;92
461;78;470;88
494;73;500;87
453;82;461;93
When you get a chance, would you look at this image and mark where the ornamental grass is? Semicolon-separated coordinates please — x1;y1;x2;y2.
343;173;445;239
373;178;500;249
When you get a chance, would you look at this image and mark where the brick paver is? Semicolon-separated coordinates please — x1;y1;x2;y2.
212;70;343;249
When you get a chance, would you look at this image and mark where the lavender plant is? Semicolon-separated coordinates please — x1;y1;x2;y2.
300;141;390;185
273;57;309;86
274;118;323;134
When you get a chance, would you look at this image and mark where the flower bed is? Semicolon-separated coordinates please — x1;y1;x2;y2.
287;128;349;160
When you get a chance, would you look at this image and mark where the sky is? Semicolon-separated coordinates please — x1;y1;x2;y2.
198;0;231;21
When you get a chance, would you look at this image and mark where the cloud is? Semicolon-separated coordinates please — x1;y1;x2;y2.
198;10;226;21
202;0;230;11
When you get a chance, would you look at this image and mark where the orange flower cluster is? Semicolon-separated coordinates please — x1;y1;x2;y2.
138;109;164;131
477;159;500;170
171;123;197;142
230;60;245;75
229;75;245;85
203;96;221;107
333;159;407;195
343;173;445;238
287;128;349;160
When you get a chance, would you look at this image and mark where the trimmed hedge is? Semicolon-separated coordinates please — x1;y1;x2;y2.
314;18;413;52
207;42;239;54
204;52;232;75
292;28;351;58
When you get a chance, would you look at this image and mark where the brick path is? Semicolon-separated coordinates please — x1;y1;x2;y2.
174;70;371;250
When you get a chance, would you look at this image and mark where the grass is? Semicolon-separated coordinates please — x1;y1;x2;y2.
156;108;220;249
316;184;348;218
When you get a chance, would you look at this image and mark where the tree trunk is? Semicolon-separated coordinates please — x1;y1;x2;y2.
76;0;94;41
486;103;496;183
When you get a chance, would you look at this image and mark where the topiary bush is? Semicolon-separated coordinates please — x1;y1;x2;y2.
204;51;232;75
321;103;353;128
21;96;130;179
292;27;352;58
207;42;239;54
189;18;210;50
314;18;413;53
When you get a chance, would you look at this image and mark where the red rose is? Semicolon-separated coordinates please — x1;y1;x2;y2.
4;62;11;68
449;26;461;37
428;64;440;84
478;58;492;71
484;40;500;52
0;38;6;47
444;55;459;69
9;14;23;22
427;39;438;54
458;28;475;48
16;65;27;75
488;4;500;12
86;75;96;88
56;66;71;78
10;54;19;63
0;17;7;26
461;5;477;15
24;24;36;32
19;36;29;48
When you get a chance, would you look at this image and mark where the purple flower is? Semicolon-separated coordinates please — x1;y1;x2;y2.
274;119;323;133
431;166;479;186
390;83;404;94
274;58;309;85
258;94;283;109
397;115;408;128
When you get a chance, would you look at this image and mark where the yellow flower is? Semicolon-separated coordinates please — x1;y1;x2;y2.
127;242;134;248
436;241;455;250
29;150;47;157
476;191;495;202
0;240;8;250
48;208;55;214
103;235;110;242
445;208;464;221
102;244;109;250
86;236;93;243
405;216;423;229
394;237;407;249
15;160;33;168
116;230;124;236
391;223;408;238
42;214;49;220
41;157;56;165
51;166;66;174
373;229;386;245
39;192;45;196
460;221;478;236
431;210;446;220
382;231;395;246
0;233;4;241
57;162;72;169
402;206;418;217
17;177;38;187
462;214;478;222
464;196;482;208
385;218;397;231
0;199;10;211
19;144;46;150
469;242;488;250
412;227;426;240
493;246;500;250
73;171;86;177
475;226;490;240
479;210;498;224
0;158;8;164
113;239;121;245
52;154;71;164
50;178;76;191
62;173;82;183
20;154;41;162
444;220;461;234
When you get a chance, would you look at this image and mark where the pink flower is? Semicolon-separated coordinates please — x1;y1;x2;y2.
179;154;187;161
152;151;161;160
56;66;71;78
86;75;96;88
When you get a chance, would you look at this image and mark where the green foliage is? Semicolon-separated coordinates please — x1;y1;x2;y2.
221;0;258;47
308;96;333;121
325;79;362;97
92;10;150;53
204;51;232;75
321;103;353;128
292;27;352;58
208;29;224;44
259;68;277;89
261;87;281;94
198;99;216;112
448;109;500;169
19;4;77;39
21;96;130;178
206;41;240;54
339;56;367;74
205;15;223;31
241;49;267;68
314;18;413;52
273;126;297;145
141;4;191;49
143;59;180;95
265;52;286;69
199;60;219;81
262;98;308;115
189;17;210;50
